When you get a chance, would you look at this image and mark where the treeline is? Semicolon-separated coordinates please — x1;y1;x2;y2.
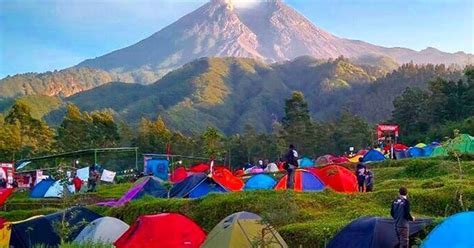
0;92;373;168
391;68;474;144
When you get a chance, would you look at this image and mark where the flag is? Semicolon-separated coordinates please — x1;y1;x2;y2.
101;169;116;182
76;167;89;181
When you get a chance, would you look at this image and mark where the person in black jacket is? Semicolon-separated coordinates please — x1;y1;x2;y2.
391;187;415;248
284;144;299;189
355;157;366;192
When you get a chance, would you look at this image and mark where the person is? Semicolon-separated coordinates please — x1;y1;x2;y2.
72;175;82;192
0;169;6;189
365;170;374;192
258;160;264;169
391;187;415;248
87;166;100;192
284;144;299;189
355;157;366;192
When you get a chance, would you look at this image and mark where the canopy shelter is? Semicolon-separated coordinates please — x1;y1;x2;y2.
201;212;288;248
97;176;167;207
114;213;206;248
274;169;325;192
422;211;474;248
327;216;432;248
74;217;129;244
9;207;102;248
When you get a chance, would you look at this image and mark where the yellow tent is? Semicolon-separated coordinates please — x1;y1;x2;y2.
415;143;427;148
0;215;43;247
349;155;363;163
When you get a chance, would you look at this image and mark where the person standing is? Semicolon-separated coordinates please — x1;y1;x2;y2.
0;169;6;189
284;144;299;189
355;157;366;192
391;187;415;248
365;170;374;192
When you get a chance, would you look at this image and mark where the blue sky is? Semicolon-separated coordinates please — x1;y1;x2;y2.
0;0;472;78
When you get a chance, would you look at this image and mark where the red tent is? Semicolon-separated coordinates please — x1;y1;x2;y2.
313;165;358;193
0;188;13;207
189;163;210;173
170;167;188;183
212;168;244;191
114;213;206;248
393;144;409;150
357;149;368;156
234;169;245;177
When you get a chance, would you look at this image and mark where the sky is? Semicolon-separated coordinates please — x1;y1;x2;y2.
0;0;473;78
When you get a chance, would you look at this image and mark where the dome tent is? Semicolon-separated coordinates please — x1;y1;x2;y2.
312;165;358;193
362;150;386;163
170;173;228;198
201;212;288;248
243;174;277;190
274;169;325;192
298;157;315;167
422;211;474;248
74;217;129;244
114;213;206;248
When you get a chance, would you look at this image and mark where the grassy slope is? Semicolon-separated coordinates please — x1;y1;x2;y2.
2;158;473;247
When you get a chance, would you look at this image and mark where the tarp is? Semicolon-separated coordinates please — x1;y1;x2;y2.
97;176;167;207
74;217;129;244
170;173;228;198
212;168;244;191
298;157;315;167
274;169;325;192
76;167;90;181
0;188;13;206
312;165;358;193
362;150;386;163
201;212;288;248
422;211;474;248
408;147;425;158
170;167;189;183
327;216;432;248
114;213;206;248
30;178;56;198
145;159;169;181
243;174;277;190
10;207;102;248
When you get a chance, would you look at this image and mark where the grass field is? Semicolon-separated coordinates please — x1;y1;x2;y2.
2;157;473;247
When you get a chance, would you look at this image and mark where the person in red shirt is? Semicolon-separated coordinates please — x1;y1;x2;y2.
72;176;82;192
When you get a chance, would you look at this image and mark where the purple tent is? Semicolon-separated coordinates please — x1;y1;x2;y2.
97;177;167;207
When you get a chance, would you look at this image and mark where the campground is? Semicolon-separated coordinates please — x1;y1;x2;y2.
1;157;473;247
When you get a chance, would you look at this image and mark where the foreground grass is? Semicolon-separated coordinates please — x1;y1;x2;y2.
2;158;474;247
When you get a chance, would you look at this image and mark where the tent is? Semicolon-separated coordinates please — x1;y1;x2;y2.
0;216;43;247
393;144;409;150
362;150;386;163
408;147;425;158
348;155;363;163
201;212;288;248
212;168;244;191
274;169;325;192
332;157;350;164
114;213;206;248
316;155;337;166
170;167;189;183
298;157;315;167
415;143;427;148
170;173;228;198
30;178;56;198
327;216;432;248
357;149;368;156
97;176;167;207
422;145;434;157
422;211;474;248
394;149;409;159
74;217;129;244
0;188;13;206
145;159;169;181
312;165;358;193
10;207;102;248
244;174;277;190
431;134;474;157
189;163;210;173
264;163;280;173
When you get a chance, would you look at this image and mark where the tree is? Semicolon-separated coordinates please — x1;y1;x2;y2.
201;127;224;159
90;110;120;148
135;116;172;153
331;111;372;154
57;104;93;151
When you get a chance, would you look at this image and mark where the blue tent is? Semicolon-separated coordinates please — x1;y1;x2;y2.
327;217;432;248
362;150;386;163
10;207;102;248
133;176;168;199
394;150;408;160
422;211;474;248
408;147;425;157
145;159;169;181
30;178;57;198
170;173;228;198
244;174;276;190
423;146;434;157
298;157;315;168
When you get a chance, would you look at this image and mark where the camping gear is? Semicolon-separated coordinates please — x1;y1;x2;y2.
243;174;277;190
201;212;288;248
145;159;169;181
274;169;325;192
312;165;358;193
298;157;315;167
393;144;408;150
422;211;474;248
74;217;129;244
9;207;102;248
170;173;228;198
357;149;368;156
212;168;244;191
415;143;427;148
97;176;167;207
362;150;386;163
431;134;474;157
327;216;432;248
348;155;363;163
394;149;409;159
29;178;67;198
408;147;425;158
170;167;189;183
114;213;206;248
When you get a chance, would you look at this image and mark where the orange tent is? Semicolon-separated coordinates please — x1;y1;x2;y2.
212;168;244;191
114;213;206;248
312;165;358;193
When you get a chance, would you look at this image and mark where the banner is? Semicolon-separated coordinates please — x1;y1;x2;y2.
76;167;90;181
100;169;116;182
377;124;399;139
35;170;43;185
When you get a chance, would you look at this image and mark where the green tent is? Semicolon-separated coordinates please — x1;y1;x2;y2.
431;134;474;157
201;212;288;248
